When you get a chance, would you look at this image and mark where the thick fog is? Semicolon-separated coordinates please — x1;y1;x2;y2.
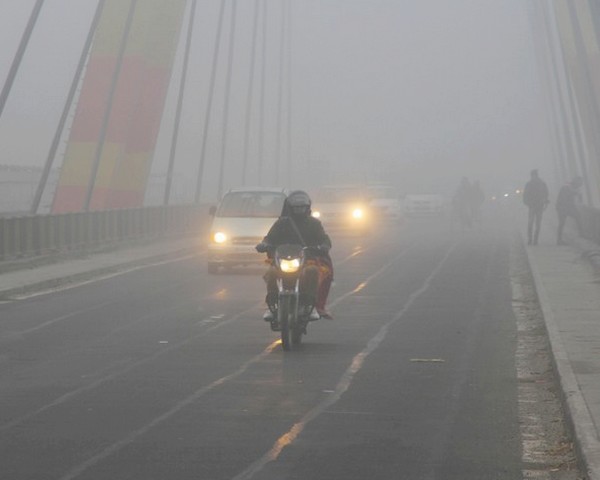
0;0;552;208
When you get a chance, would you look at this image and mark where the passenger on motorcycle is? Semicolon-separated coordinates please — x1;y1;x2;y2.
256;190;334;321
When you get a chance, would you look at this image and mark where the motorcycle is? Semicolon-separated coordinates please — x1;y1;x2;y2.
262;244;320;351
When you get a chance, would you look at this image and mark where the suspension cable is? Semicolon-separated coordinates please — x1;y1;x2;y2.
164;0;197;206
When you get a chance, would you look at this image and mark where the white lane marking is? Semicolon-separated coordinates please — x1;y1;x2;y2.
336;245;371;265
57;340;281;480
0;241;406;440
0;299;115;339
6;242;365;336
511;243;578;479
3;261;223;339
513;266;552;480
328;246;413;309
8;252;204;300
37;242;416;477
0;301;265;433
232;242;457;480
16;242;361;302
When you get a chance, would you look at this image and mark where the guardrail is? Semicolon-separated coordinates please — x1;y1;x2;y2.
580;206;600;245
0;205;208;260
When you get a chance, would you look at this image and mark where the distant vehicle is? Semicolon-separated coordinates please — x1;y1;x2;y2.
311;185;371;234
404;194;445;217
207;188;287;273
366;184;402;221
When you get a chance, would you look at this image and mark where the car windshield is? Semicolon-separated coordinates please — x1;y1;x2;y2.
367;186;396;199
315;188;365;203
217;192;286;218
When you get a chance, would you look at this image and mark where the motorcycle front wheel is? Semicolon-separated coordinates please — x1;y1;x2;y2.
278;295;291;351
291;298;303;346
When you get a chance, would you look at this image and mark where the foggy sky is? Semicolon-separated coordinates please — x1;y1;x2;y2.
0;0;551;202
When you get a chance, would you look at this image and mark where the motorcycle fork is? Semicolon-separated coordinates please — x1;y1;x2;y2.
277;278;299;321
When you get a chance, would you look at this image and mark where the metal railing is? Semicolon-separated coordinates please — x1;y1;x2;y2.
0;204;208;260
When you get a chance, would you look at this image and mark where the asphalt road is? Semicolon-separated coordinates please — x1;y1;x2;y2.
0;216;566;479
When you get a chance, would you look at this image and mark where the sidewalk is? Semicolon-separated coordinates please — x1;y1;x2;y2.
0;237;200;299
525;226;600;479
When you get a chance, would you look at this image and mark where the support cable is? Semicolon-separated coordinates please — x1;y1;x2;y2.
529;0;567;185
194;0;227;203
565;1;598;205
274;1;286;185
542;4;582;183
285;0;293;188
0;0;45;119
257;0;267;185
32;0;106;214
217;0;238;200
164;0;197;206
241;0;260;186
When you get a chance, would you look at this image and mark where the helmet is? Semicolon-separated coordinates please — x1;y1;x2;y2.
286;190;311;216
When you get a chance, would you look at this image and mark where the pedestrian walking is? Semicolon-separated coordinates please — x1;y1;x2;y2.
522;169;549;245
556;176;584;245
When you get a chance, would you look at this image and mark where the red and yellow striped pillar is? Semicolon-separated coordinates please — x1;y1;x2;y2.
52;0;186;212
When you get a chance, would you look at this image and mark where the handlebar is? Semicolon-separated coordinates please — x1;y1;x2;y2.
255;243;328;254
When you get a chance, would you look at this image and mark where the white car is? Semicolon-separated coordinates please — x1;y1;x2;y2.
311;185;371;234
207;188;286;273
366;184;403;220
403;194;446;217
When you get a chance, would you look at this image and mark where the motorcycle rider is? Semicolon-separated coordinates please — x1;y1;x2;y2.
256;190;334;322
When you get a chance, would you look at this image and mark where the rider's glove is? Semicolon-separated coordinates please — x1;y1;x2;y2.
255;242;269;253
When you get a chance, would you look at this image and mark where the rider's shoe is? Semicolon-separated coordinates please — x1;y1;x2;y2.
309;309;321;321
317;308;333;320
263;309;275;321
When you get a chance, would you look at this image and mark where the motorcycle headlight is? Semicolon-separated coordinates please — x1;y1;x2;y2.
311;210;321;219
352;208;364;219
213;232;227;244
279;258;301;273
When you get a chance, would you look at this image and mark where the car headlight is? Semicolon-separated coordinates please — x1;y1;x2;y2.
213;232;227;244
311;210;321;219
279;258;301;273
352;208;364;219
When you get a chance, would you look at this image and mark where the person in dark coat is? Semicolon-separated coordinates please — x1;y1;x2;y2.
556;176;583;245
256;190;334;321
523;169;549;245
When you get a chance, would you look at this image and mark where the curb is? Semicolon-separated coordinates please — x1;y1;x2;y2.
0;246;199;300
524;236;600;480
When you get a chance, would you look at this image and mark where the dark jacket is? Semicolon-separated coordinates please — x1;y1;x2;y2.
523;178;549;210
556;184;581;215
263;215;331;251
